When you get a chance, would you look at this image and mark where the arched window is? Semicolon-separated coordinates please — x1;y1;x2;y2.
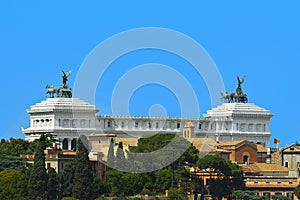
62;138;68;150
71;138;77;151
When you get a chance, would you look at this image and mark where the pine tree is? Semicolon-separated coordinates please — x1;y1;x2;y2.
47;167;59;200
107;138;115;169
27;133;48;199
72;135;93;200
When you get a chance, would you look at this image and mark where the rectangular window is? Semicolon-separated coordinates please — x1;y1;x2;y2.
149;123;152;128
177;123;180;129
277;182;281;184
47;163;51;169
156;122;159;129
135;122;139;128
199;123;202;130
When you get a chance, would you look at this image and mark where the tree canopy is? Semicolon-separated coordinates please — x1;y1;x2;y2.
295;184;300;199
197;154;245;199
27;133;48;200
72;135;94;200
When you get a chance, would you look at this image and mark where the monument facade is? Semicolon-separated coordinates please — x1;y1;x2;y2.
23;73;273;149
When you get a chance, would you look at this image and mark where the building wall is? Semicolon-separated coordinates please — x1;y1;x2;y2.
282;151;300;177
246;177;300;200
233;145;257;164
271;149;282;165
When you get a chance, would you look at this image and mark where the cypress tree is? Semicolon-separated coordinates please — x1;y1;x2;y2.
115;142;126;171
73;135;93;200
61;161;75;197
47;167;59;200
107;138;115;169
27;133;48;199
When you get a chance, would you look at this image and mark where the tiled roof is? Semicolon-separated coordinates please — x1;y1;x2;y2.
240;163;289;173
189;138;218;153
282;144;300;152
217;140;245;146
217;140;257;150
256;144;267;153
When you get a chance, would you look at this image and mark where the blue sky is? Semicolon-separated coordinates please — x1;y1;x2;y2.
0;1;299;147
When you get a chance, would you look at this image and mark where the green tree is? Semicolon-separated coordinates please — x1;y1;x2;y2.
72;135;93;200
105;169;125;197
0;137;39;157
231;190;267;200
197;155;245;200
130;134;176;153
167;187;187;200
154;168;172;193
61;162;75;197
128;134;201;196
47;167;59;200
92;176;110;199
107;138;115;169
115;142;126;170
0;155;27;172
295;184;300;199
0;169;27;200
27;133;48;200
271;194;291;200
121;173;145;196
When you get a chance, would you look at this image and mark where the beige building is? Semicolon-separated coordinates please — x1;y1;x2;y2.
282;144;300;177
20;148;106;179
240;163;300;200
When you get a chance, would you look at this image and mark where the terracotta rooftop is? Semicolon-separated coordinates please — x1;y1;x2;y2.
256;144;267;153
217;140;245;146
282;144;300;152
217;140;257;150
188;138;231;153
189;138;217;152
240;163;289;173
